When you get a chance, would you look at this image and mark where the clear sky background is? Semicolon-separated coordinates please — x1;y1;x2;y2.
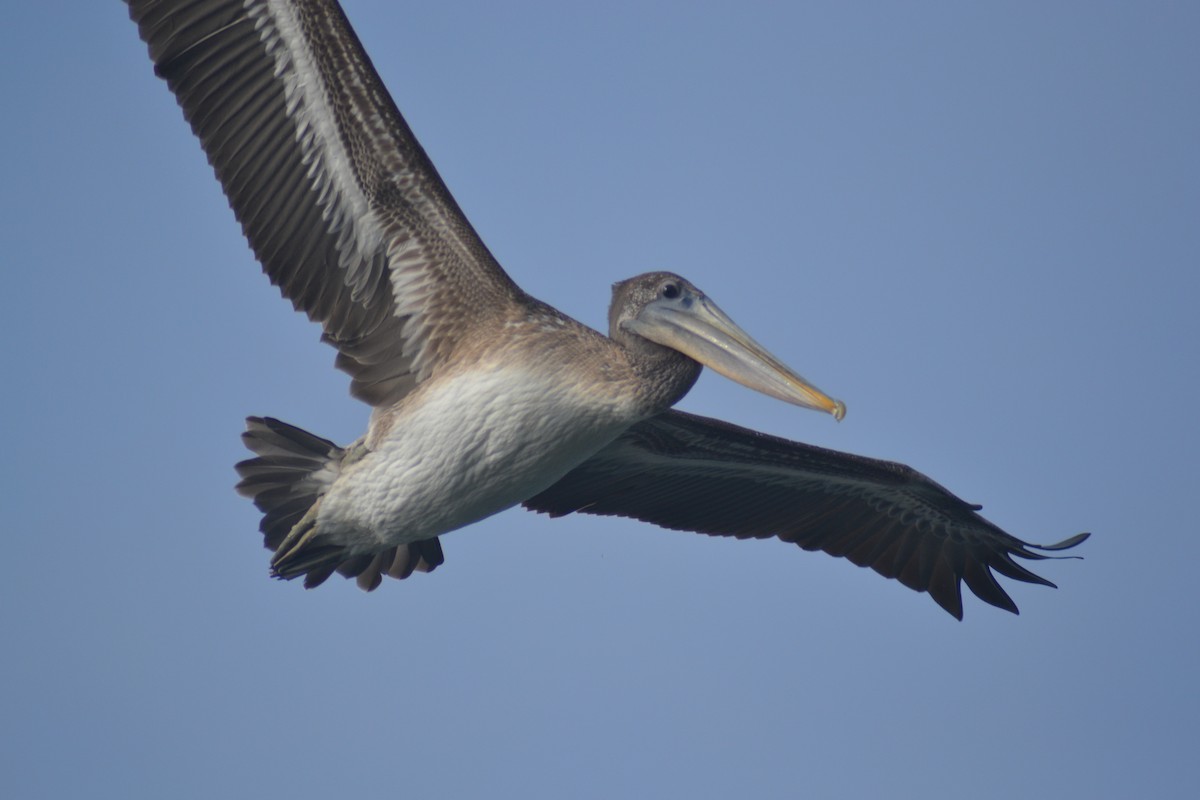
3;1;1197;797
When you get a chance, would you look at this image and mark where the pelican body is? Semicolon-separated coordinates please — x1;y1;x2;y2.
128;0;1086;618
304;294;688;578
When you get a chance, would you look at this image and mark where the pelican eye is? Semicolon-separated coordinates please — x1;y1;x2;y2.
661;283;681;299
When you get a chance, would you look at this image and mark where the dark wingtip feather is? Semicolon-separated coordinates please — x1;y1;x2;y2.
933;592;965;622
1034;532;1091;552
927;554;965;620
945;532;1091;618
962;559;1020;615
990;552;1058;589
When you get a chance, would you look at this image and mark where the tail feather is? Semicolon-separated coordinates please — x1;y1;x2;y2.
235;416;343;552
347;538;445;591
234;416;444;589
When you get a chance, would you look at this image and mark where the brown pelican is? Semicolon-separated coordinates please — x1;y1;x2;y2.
127;0;1087;619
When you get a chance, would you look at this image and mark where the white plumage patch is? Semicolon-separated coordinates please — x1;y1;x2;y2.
315;364;638;551
256;0;386;296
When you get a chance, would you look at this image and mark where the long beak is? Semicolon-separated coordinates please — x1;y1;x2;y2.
624;294;846;420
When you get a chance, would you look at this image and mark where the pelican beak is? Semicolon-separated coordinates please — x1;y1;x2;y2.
625;289;846;420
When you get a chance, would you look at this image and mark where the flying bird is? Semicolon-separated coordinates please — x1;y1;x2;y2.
127;0;1087;619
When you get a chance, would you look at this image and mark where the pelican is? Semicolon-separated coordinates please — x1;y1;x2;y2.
127;0;1087;619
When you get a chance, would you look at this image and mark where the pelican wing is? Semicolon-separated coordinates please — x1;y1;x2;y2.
525;410;1088;619
128;0;521;405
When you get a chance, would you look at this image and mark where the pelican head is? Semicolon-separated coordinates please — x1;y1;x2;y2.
610;272;845;420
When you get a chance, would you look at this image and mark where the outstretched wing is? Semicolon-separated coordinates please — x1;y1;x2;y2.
525;410;1088;619
128;0;523;406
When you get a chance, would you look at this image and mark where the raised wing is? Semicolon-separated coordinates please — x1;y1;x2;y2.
127;0;523;405
525;410;1088;619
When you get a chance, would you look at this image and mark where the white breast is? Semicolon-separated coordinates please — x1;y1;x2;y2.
315;364;639;550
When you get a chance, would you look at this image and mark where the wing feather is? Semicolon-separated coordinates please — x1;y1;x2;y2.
127;0;522;406
525;410;1088;619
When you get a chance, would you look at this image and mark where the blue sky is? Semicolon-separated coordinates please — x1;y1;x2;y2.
3;1;1197;797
